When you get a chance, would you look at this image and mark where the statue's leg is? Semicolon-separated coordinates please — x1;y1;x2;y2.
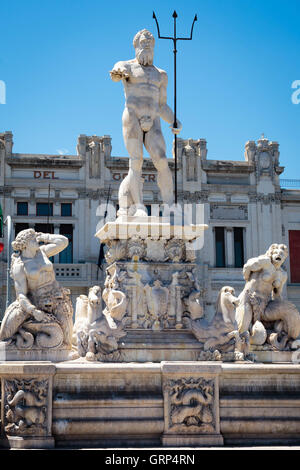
235;301;253;334
120;108;146;215
144;119;174;206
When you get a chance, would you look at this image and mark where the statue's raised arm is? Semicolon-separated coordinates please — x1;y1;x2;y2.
36;232;69;258
110;61;130;82
242;255;270;281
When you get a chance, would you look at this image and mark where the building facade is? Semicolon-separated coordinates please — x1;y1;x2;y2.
0;131;299;318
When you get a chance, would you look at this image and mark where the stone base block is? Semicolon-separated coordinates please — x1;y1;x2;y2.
162;434;224;447
0;343;73;362
0;362;300;448
7;436;55;449
252;349;297;363
119;330;200;362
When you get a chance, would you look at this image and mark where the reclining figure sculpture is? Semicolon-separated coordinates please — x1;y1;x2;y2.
0;229;73;350
236;243;300;350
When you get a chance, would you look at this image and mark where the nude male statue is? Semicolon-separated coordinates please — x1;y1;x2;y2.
110;29;182;217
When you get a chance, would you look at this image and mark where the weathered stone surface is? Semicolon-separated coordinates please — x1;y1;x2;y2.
0;362;299;448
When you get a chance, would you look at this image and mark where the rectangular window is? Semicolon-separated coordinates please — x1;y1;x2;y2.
34;223;54;234
215;227;225;267
36;202;53;217
234;227;244;268
59;224;73;263
61;203;72;217
289;230;300;283
15;223;29;237
17;202;28;216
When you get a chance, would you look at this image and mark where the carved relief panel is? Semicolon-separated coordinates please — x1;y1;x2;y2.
109;261;203;331
164;377;216;433
1;374;53;442
161;363;223;446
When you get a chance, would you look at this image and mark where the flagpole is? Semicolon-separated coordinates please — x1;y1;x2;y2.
4;216;12;308
97;185;111;279
173;12;178;204
47;183;51;233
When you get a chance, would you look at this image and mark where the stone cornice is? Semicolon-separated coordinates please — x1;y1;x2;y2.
106;156;180;171
202;160;255;173
7;154;83;169
248;192;282;204
78;189;108;199
281;190;300;203
202;183;250;192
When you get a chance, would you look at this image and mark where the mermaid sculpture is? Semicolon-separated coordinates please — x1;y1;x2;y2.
0;229;73;350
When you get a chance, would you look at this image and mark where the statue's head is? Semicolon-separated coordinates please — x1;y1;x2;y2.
12;228;38;253
214;286;239;326
133;29;155;66
266;243;288;268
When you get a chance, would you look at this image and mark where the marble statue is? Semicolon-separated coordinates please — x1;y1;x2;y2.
73;275;127;361
0;229;73;350
110;29;182;217
236;243;300;350
187;286;249;361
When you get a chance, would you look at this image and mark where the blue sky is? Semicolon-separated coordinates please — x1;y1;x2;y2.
0;0;299;178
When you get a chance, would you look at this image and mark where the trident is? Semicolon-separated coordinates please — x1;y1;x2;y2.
153;10;197;204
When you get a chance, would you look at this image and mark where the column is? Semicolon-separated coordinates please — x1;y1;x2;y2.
53;224;60;264
226;227;234;267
